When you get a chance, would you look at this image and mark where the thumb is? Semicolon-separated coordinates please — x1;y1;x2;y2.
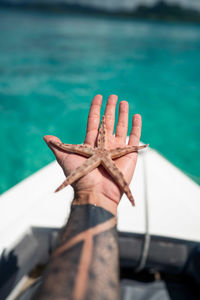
43;135;66;163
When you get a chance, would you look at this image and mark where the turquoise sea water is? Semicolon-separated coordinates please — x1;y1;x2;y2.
0;8;200;194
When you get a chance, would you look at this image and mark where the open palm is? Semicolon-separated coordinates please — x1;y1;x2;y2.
44;95;142;205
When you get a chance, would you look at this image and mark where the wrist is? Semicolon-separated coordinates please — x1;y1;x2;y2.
72;189;118;216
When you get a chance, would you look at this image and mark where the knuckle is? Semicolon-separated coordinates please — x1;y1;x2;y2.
117;121;128;129
130;132;140;139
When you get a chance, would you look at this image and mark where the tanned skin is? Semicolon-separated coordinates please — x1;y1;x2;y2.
38;95;142;300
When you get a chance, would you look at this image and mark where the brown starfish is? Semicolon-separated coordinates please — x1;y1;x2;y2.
50;116;148;206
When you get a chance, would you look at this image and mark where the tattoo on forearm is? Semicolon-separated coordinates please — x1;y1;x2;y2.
36;205;120;300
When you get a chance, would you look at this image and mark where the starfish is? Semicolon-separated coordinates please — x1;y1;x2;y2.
50;116;148;206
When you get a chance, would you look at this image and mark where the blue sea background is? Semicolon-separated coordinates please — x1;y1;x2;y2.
0;8;200;194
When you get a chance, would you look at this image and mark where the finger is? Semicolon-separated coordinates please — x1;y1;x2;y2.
104;94;118;135
84;94;102;146
128;114;142;146
115;101;129;143
43;135;66;163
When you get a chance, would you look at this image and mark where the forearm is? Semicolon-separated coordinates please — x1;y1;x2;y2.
36;192;120;300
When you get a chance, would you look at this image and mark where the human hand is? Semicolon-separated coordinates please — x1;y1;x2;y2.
44;95;143;211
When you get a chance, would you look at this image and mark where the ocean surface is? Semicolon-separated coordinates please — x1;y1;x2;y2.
0;8;200;194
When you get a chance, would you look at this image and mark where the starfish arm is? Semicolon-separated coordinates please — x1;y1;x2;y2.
110;144;149;159
55;155;101;192
97;115;107;149
50;140;94;157
101;157;135;206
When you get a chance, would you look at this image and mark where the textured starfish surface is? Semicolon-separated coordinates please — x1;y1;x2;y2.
50;115;148;206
